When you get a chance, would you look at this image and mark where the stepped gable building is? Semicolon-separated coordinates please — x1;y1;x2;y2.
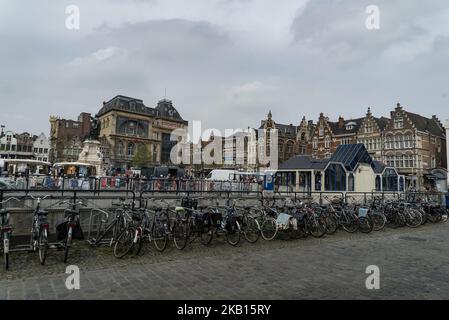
381;103;446;190
96;95;188;171
259;102;446;190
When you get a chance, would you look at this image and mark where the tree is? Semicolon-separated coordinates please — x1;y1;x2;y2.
132;144;151;168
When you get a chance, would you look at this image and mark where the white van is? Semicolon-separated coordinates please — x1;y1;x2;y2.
206;170;239;181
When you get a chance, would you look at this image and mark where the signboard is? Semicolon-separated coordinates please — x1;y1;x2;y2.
264;174;274;192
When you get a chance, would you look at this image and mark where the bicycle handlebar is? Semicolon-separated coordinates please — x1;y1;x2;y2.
0;197;21;204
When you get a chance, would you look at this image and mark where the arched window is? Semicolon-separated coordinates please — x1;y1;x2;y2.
315;172;322;191
325;163;346;191
325;136;331;148
117;142;124;156
127;143;135;157
382;168;398;191
375;176;381;191
278;140;284;153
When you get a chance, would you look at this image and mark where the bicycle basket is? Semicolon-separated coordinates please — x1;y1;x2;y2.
358;208;369;218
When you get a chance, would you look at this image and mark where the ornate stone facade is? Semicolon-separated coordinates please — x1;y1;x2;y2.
96;95;188;171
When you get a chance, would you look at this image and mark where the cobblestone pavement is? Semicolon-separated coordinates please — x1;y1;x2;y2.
1;222;448;300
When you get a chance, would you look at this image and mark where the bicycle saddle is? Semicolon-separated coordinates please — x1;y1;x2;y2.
65;209;79;215
36;210;48;216
175;207;186;212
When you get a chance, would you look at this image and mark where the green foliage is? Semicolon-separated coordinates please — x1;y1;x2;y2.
132;144;151;168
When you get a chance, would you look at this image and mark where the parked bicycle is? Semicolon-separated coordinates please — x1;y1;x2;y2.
28;194;52;265
0;197;19;270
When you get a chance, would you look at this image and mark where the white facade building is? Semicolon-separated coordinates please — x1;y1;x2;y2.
0;130;18;159
33;133;50;162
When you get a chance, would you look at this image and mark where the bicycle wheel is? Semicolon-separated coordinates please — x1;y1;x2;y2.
261;217;278;241
370;212;386;231
242;216;260;243
427;211;442;223
310;215;327;238
63;226;72;263
405;210;422;228
342;214;358;233
199;214;214;246
226;220;241;246
152;221;168;252
173;220;189;250
324;214;338;235
114;226;134;258
358;216;374;233
38;227;48;265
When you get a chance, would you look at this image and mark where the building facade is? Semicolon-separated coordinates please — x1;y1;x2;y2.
259;103;447;190
33;133;51;162
49;112;92;163
96;95;188;171
0;129;37;160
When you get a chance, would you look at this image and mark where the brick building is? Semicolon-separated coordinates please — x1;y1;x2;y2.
49;112;92;162
259;103;447;190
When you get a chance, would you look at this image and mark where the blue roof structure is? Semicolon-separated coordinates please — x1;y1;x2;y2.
330;144;374;172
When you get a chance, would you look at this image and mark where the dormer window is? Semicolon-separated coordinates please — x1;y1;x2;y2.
346;125;353;130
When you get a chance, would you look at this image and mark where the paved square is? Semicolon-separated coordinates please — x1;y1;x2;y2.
1;222;448;300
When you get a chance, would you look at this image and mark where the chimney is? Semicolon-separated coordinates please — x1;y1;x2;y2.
338;116;345;129
396;103;402;111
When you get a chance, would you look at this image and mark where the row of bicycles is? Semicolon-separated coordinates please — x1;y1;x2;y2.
0;195;84;269
0;194;448;269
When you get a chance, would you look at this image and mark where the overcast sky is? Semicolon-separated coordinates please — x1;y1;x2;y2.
1;0;448;137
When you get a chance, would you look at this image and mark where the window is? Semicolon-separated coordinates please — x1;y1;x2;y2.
325;163;346;191
127;143;135;157
286;141;293;154
73;123;79;128
319;127;324;137
34;148;38;153
312;138;318;149
394;117;403;129
43;158;47;162
117;142;124;156
325;136;331;148
315;172;322;191
382;168;398;191
39;148;43;153
301;133;306;142
44;148;48;154
364;124;373;134
375;176;381;191
6;135;11;142
0;144;4;151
